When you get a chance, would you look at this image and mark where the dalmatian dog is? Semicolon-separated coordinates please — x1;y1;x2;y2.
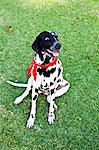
7;31;70;128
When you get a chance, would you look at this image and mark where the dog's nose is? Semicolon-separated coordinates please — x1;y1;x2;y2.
55;43;61;51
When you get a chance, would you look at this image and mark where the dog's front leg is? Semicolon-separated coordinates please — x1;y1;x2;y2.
14;77;32;104
48;88;56;124
26;87;38;128
47;95;58;110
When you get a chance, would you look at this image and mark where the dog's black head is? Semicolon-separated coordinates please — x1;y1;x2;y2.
32;31;61;60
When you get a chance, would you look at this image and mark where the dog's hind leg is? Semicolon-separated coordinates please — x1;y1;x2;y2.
14;77;33;104
55;80;70;97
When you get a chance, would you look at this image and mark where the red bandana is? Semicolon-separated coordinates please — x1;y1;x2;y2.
27;56;58;81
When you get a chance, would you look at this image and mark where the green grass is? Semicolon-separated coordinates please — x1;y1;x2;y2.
0;0;99;149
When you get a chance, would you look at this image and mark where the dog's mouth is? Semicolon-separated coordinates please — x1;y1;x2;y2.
44;42;61;57
45;49;58;57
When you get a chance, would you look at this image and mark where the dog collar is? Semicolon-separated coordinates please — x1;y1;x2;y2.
27;56;58;81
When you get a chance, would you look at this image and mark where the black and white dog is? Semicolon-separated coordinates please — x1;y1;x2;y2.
7;31;70;128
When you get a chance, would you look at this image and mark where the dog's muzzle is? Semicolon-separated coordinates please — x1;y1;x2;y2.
50;41;61;51
49;31;61;51
46;39;61;57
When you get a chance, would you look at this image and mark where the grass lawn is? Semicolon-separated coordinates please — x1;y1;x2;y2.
0;0;99;149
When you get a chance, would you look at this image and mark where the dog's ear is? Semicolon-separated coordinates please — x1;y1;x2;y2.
31;38;43;60
32;38;39;53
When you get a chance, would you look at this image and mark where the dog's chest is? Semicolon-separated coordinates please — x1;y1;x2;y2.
36;66;57;86
35;60;62;93
36;74;50;94
36;59;61;78
37;67;56;78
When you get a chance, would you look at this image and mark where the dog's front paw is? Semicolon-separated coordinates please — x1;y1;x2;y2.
48;113;55;124
14;97;23;104
26;118;35;128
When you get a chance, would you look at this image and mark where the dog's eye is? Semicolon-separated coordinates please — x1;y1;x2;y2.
45;37;50;41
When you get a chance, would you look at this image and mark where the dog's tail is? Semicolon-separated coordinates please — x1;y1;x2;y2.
6;80;27;87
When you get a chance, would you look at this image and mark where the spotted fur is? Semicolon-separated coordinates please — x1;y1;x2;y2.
7;31;70;128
